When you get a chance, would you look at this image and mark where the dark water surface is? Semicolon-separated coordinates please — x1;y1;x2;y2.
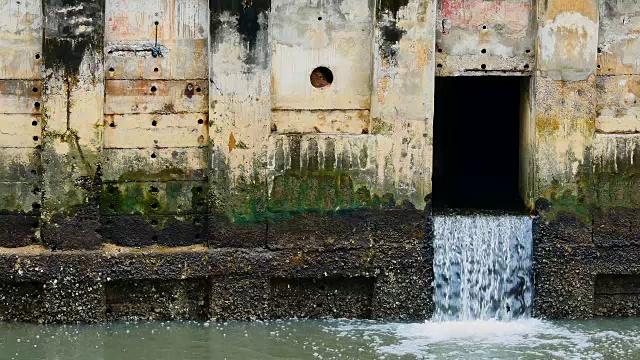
0;318;638;359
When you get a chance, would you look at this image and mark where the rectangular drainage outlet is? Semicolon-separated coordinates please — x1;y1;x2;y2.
270;277;374;319
594;274;640;317
106;278;211;321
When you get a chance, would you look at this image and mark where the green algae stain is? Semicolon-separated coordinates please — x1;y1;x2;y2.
101;183;162;215
370;117;393;136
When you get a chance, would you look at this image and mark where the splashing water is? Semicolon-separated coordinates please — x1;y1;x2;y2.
433;213;533;321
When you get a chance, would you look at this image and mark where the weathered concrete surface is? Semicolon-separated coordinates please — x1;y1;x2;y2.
598;0;640;75
0;0;639;322
436;0;536;75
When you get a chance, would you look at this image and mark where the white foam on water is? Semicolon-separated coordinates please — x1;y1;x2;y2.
330;318;640;359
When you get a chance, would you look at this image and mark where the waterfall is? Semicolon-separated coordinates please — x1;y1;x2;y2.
432;213;533;321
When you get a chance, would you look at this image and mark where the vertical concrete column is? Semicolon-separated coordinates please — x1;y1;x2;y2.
208;0;271;247
369;0;436;319
0;0;43;247
41;0;105;249
371;0;436;209
533;0;599;318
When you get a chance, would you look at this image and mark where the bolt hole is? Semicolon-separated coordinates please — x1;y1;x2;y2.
437;64;442;68
154;21;159;25
597;47;602;53
310;66;333;88
197;119;204;124
32;120;38;126
150;186;159;193
35;53;40;59
30;169;37;175
481;48;486;54
154;67;159;72
108;186;117;194
32;202;40;210
597;65;601;69
151;202;159;209
151;120;157;126
525;49;531;54
482;25;487;30
196;87;201;92
318;16;322;21
108;67;115;72
33;136;39;141
437;48;442;53
33;187;40;193
150;86;157;92
32;87;38;93
109;203;115;210
151;219;158;226
109;122;115;128
151;153;157;159
524;64;530;69
34;102;40;108
481;64;487;70
194;186;203;193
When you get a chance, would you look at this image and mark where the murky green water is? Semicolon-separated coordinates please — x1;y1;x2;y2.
0;318;638;359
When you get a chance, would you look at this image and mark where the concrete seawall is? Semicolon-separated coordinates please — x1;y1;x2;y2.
0;0;638;322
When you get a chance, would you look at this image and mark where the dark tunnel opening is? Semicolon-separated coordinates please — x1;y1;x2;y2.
433;76;526;212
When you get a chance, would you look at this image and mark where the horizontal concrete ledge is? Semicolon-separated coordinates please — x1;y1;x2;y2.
0;244;432;323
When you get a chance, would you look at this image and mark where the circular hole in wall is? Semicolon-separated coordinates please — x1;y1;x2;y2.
32;120;38;126
481;48;486;54
108;67;115;72
154;21;159;25
151;120;157;126
310;67;333;88
482;25;487;30
33;136;39;141
524;64;530;69
525;49;531;54
151;153;157;159
35;53;40;59
32;87;38;93
34;102;40;109
150;86;157;92
318;16;322;20
154;67;159;72
481;64;487;70
197;119;204;124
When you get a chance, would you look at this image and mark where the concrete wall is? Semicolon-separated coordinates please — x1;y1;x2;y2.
0;0;638;321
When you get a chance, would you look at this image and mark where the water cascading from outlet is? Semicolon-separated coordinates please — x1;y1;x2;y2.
433;214;533;321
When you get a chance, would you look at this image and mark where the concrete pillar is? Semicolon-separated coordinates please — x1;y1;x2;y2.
41;0;105;249
532;0;599;318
